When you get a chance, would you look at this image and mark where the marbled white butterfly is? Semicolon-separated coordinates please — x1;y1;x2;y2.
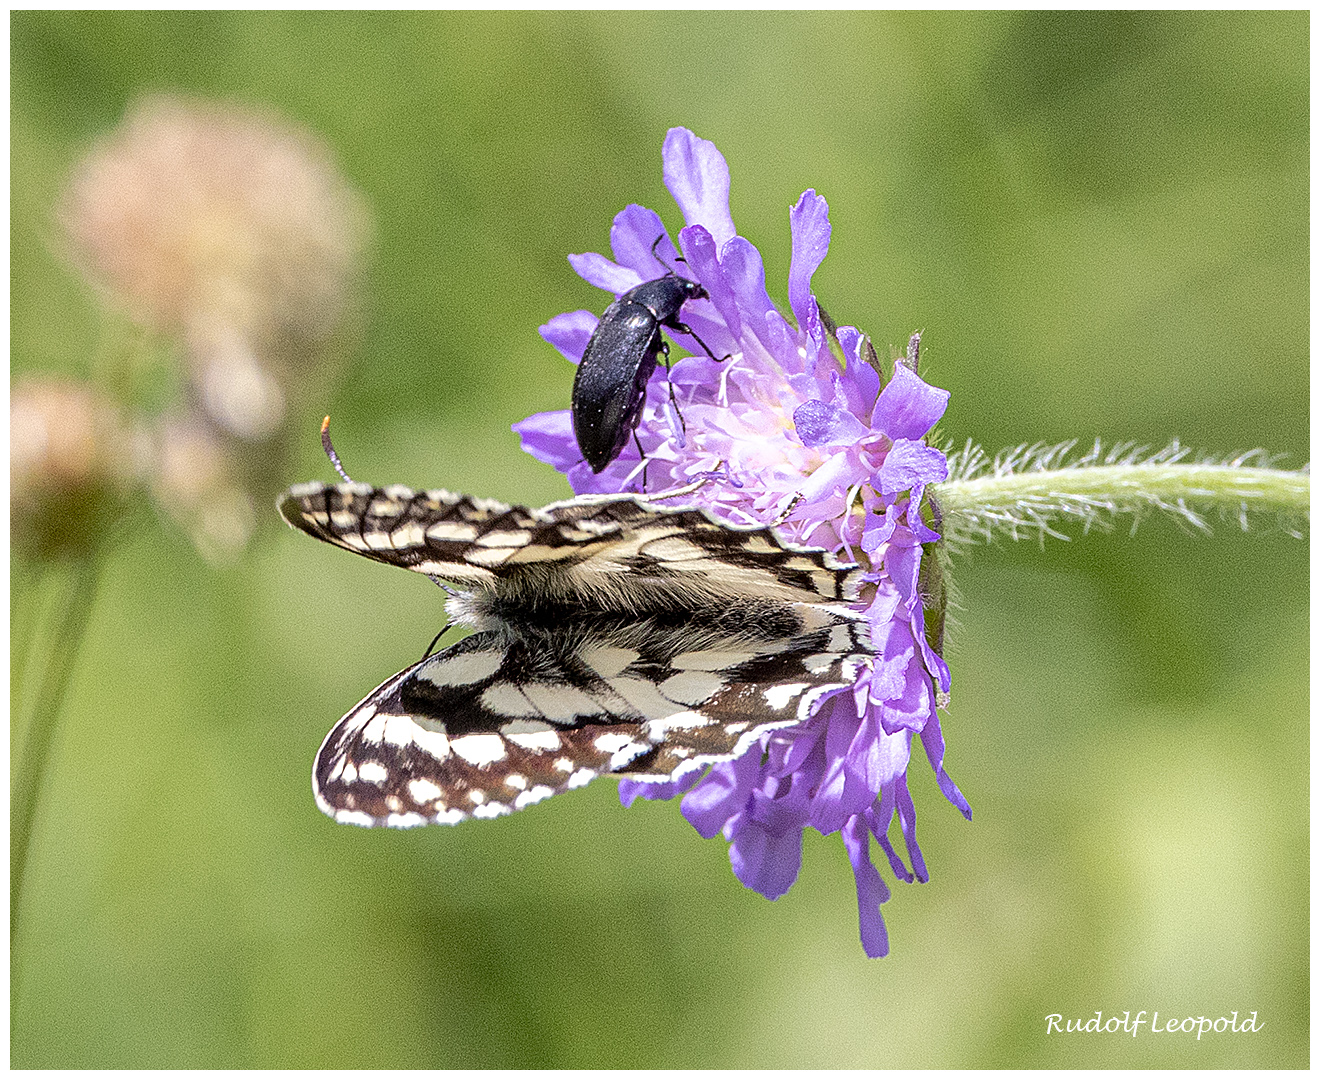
279;480;875;827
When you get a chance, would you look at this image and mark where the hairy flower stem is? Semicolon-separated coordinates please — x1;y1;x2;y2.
935;461;1309;544
12;553;104;942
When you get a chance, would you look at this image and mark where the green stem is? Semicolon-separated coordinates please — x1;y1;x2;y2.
9;561;47;724
934;462;1309;544
11;554;104;936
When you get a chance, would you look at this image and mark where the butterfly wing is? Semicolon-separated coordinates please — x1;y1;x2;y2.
313;604;875;827
278;481;866;607
281;480;875;827
278;481;529;590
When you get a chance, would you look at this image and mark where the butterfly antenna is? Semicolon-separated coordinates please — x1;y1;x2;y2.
644;467;724;503
837;483;864;563
771;491;806;527
321;416;353;484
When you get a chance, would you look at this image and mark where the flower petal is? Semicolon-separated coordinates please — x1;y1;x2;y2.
843;815;892;958
511;409;578;470
796;450;856;504
877;440;948;496
864;647;911;704
867;795;915;882
718;237;777;352
568;250;641;295
763;308;802;372
872;362;950;441
677;224;744;346
729;818;803;900
861;504;900;555
539;310;597;364
862;718;913;793
836;326;881;421
610;203;673;276
681;747;762;838
884;530;922;608
793;398;868;448
787;190;831;340
894;782;929;882
618;769;704;808
877;657;934;736
663;127;735;248
916;713;972;820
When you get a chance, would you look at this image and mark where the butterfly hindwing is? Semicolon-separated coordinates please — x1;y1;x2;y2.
313;638;653;827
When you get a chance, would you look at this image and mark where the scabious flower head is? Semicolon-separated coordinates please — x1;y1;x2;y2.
515;128;971;957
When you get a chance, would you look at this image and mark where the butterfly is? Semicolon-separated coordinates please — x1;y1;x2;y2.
278;480;875;827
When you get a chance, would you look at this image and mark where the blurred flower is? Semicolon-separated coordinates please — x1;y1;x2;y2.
11;376;140;560
54;94;371;561
515;128;969;957
149;413;256;565
59;93;370;442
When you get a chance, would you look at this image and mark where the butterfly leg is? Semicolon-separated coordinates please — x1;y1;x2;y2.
421;623;453;660
771;492;806;527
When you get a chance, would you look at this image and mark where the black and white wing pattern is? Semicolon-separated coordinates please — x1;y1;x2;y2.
279;481;874;828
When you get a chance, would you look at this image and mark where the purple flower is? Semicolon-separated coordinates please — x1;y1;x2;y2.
514;128;970;957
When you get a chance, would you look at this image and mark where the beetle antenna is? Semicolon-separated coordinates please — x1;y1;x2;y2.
321;416;353;484
650;233;689;276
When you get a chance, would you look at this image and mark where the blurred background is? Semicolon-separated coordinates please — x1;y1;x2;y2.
11;11;1307;1068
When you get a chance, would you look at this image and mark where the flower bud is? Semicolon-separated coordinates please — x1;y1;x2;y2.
11;377;137;560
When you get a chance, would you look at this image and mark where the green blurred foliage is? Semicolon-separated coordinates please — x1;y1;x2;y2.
11;10;1307;1068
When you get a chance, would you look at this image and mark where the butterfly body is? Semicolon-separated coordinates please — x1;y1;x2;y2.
279;481;874;827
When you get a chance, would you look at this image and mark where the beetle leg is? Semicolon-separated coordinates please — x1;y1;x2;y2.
656;340;688;448
672;322;731;364
632;429;649;491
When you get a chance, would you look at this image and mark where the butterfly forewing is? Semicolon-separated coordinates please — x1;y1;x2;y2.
279;482;865;607
281;480;875;827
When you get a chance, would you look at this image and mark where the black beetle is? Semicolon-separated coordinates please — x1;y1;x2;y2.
571;241;725;474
